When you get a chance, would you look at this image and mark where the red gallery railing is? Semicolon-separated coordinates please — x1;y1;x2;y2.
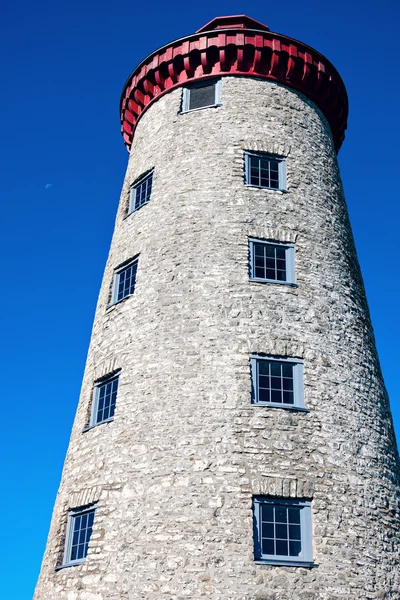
120;16;348;152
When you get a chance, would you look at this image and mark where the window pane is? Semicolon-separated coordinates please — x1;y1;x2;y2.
255;256;265;268
258;388;270;403
283;391;294;404
276;247;286;259
261;505;273;522
265;269;276;280
276;269;286;281
289;540;302;556
288;508;301;524
258;361;270;375
282;363;293;378
283;378;293;391
271;377;282;390
262;538;274;555
275;523;288;539
276;540;289;556
289;524;301;540
271;390;282;403
275;507;288;523
262;523;274;538
270;362;281;376
188;83;216;110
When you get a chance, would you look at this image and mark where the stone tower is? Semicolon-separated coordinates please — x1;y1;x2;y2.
34;15;400;600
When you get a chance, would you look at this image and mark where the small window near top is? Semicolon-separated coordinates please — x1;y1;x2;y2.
244;152;286;190
253;497;313;566
112;257;138;304
63;506;96;566
250;356;304;409
249;239;295;285
182;79;221;112
91;373;119;426
129;170;153;214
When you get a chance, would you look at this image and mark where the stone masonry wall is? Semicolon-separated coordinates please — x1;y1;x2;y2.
34;76;400;600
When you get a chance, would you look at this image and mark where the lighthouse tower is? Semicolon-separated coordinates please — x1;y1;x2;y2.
34;16;400;599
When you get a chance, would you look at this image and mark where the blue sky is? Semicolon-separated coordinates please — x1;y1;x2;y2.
2;0;399;597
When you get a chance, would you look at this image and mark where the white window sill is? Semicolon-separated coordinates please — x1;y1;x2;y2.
244;183;288;193
82;418;114;433
255;559;317;568
249;278;298;288
180;103;222;114
252;403;309;413
55;560;85;571
106;294;134;311
124;201;150;220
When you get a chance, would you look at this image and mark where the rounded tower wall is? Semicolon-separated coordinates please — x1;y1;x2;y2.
34;76;400;598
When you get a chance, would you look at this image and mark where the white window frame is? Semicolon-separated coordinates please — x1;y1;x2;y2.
111;257;139;305
181;79;221;113
128;170;154;215
253;497;313;566
244;151;286;191
249;238;295;285
90;372;120;427
250;355;305;410
62;505;97;567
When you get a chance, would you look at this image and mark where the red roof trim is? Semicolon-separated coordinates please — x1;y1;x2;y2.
120;18;348;153
197;15;270;33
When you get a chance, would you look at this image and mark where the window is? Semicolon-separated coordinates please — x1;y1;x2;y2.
63;506;96;566
249;239;295;284
250;356;304;408
244;152;286;190
253;497;313;566
129;170;153;214
91;373;119;426
112;257;138;304
182;79;221;112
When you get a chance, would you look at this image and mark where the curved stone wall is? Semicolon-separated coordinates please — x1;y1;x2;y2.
34;76;400;599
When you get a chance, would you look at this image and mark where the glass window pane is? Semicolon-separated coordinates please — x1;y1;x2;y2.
276;247;286;259
265;245;275;257
255;267;265;279
275;523;288;539
189;83;216;109
258;361;270;375
265;269;276;280
271;377;282;390
270;362;281;376
258;388;270;403
289;540;302;556
289;524;301;540
276;270;286;281
276;540;289;556
255;256;265;268
275;507;288;523
288;508;301;524
262;538;274;555
259;375;270;389
262;523;274;538
261;505;273;522
271;389;282;403
283;378;294;391
283;391;294;404
282;363;293;378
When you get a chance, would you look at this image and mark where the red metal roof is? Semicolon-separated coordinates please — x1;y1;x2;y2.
120;15;348;152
